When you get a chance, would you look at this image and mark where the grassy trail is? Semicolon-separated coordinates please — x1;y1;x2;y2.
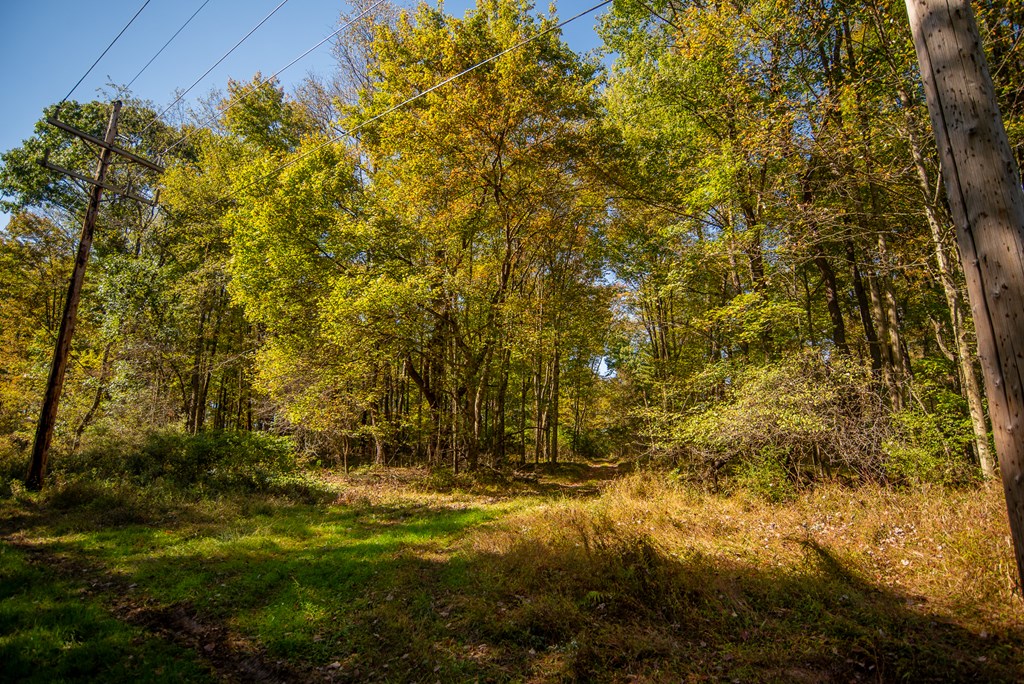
1;465;1022;682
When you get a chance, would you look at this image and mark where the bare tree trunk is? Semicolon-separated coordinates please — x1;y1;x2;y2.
549;349;560;465
906;0;1024;587
534;353;546;465
727;214;750;357
867;274;901;407
452;380;459;474
519;376;528;467
814;254;850;357
470;378;484;471
846;240;883;372
187;306;208;434
877;234;913;388
801;269;815;345
495;348;510;467
71;343;113;454
905;117;996;477
194;298;224;435
369;409;385;467
869;236;911;408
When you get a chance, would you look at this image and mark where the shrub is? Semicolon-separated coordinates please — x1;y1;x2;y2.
0;436;27;498
640;351;985;492
665;352;892;487
733;447;797;503
882;409;978;486
65;428;298;494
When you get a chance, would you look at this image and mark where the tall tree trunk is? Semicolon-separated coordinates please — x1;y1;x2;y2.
214;374;226;431
372;415;385;467
904;114;996;477
71;343;113;454
801;268;815;346
534;352;546;465
906;0;1024;587
742;204;772;358
549;348;560;465
868;274;901;407
814;254;850;357
194;299;224;435
187;306;208;434
519;376;528;467
572;369;583;460
495;348;510;467
235;368;245;431
878;235;913;387
727;215;750;356
871;235;911;408
470;377;484;471
846;240;883;372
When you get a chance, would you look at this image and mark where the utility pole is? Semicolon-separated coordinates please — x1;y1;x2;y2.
904;0;1024;590
25;100;162;490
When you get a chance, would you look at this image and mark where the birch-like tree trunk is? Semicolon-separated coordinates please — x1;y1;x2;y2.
903;115;996;478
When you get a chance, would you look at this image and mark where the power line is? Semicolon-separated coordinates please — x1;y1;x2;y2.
161;0;387;157
124;0;214;93
137;0;293;139
60;0;153;104
220;0;613;206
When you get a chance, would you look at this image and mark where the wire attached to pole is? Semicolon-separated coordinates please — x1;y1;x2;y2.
124;0;214;92
161;0;387;157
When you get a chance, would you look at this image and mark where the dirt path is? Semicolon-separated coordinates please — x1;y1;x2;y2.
516;459;626;497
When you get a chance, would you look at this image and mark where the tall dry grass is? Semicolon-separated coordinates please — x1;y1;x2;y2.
461;473;1020;681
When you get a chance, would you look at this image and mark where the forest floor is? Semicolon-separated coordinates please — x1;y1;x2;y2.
1;461;1022;683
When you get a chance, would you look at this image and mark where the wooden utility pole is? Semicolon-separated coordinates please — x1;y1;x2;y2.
905;0;1024;589
25;100;162;490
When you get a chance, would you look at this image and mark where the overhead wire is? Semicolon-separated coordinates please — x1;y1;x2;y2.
217;0;613;207
60;0;153;104
137;0;293;139
161;0;387;157
123;0;214;93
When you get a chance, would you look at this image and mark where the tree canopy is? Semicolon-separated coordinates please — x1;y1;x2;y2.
1;0;1021;489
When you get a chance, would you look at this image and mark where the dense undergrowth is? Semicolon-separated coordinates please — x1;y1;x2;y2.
0;429;335;506
637;354;986;498
1;448;1021;682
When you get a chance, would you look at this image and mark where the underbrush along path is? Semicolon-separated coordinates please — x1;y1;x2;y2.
1;466;1022;682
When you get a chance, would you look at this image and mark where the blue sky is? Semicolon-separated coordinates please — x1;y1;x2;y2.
1;0;608;225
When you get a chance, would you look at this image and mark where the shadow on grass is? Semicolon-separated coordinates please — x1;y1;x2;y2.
0;543;213;684
2;488;1022;683
445;532;1024;683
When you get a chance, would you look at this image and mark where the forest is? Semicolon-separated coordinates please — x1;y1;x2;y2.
1;0;1023;681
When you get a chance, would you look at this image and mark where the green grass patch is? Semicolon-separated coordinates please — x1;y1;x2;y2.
0;542;212;683
3;481;516;680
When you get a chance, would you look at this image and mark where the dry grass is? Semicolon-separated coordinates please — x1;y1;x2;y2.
460;473;1022;681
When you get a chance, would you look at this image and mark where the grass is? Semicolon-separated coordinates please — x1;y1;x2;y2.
1;465;1022;682
0;542;212;683
461;474;1022;681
